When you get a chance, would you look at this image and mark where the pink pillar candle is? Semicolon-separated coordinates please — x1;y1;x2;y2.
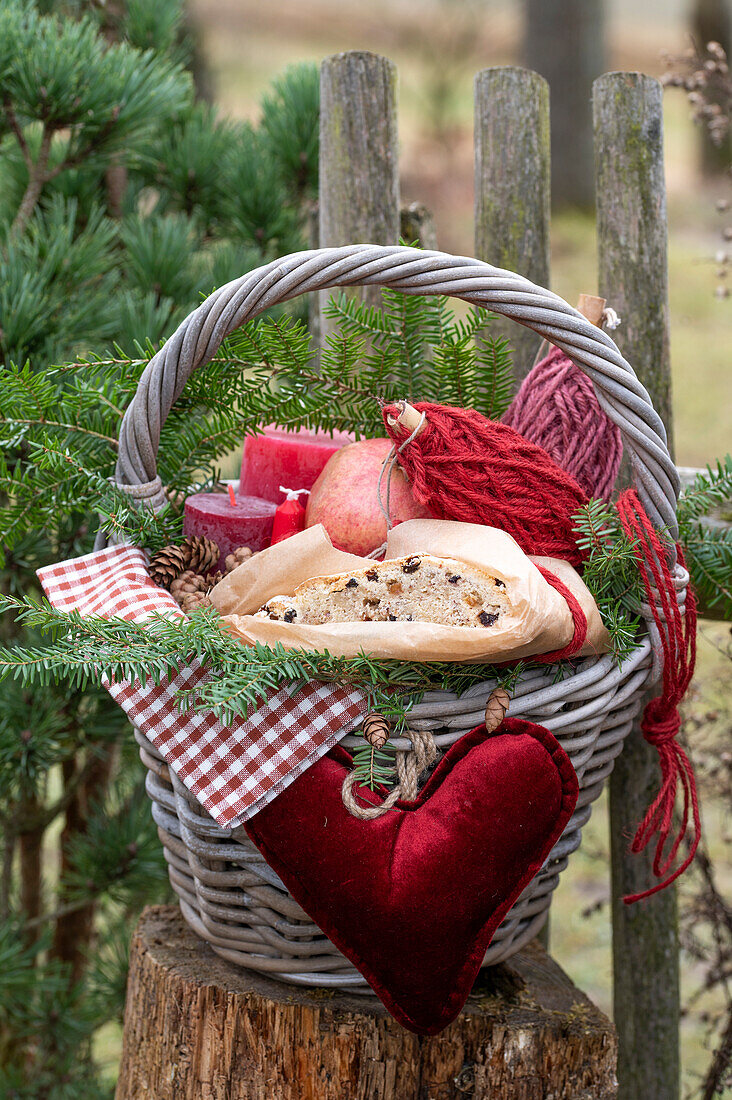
184;491;277;570
240;425;353;504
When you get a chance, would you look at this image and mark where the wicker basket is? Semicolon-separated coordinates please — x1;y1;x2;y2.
114;245;685;989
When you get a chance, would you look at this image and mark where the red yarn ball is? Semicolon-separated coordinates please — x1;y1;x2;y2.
382;401;588;566
502;346;623;501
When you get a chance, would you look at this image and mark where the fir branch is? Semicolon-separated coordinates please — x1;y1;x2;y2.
12;123;53;236
678;456;732;524
4;418;118;448
0;594;543;731
573;499;644;663
1;286;517;560
682;524;732;619
0;442;181;561
323;289;513;421
350;739;397;791
676;458;732;619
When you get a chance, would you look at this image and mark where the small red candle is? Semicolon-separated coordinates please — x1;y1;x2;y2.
270;487;309;544
184;489;276;570
240;425;353;504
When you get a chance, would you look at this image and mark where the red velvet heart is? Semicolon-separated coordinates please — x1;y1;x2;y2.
245;717;578;1035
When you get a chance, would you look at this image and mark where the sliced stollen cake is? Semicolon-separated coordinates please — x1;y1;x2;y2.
255;554;511;629
213;520;610;664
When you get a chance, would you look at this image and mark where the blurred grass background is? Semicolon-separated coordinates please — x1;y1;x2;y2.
104;0;728;1091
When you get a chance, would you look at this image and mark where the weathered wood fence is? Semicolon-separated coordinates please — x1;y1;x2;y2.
318;51;679;1100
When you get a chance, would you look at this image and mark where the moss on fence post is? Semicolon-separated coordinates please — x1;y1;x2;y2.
473;67;550;386
318;51;400;345
594;71;680;1100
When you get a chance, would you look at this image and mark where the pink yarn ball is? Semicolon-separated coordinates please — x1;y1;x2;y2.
502;346;623;501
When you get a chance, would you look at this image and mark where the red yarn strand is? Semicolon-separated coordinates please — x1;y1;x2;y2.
532;567;588;663
616;490;700;903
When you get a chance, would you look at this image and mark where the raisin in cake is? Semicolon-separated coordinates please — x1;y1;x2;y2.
255;554;509;628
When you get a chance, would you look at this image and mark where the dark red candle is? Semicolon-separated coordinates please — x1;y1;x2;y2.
184;490;276;570
240;425;353;504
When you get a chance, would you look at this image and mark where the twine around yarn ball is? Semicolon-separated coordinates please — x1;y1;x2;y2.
502;346;623;502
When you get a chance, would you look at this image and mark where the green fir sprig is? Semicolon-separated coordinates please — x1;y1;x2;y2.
323;288;514;426
348;659;527;789
0;287;514;564
570;461;732;636
0;439;183;564
350;740;397;791
677;457;732;619
573;498;644;663
0;589;533;796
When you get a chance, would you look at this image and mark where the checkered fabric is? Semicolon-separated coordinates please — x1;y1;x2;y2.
38;546;366;827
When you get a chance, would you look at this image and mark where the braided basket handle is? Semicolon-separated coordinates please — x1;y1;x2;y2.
115;245;680;538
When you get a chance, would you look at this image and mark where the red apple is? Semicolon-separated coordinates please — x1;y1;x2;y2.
305;438;431;556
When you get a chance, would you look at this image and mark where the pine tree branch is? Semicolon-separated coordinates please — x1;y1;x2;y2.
0;754;100;835
44;110;122;184
11;123;55;236
2;97;33;172
22;894;94;933
18;791;43;947
0;832;14;922
52;744;117;984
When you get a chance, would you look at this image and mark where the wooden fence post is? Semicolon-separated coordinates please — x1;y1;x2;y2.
594;72;680;1100
474;67;550;386
318;51;399;343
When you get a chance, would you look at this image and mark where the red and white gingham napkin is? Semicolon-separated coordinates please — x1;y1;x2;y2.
38;545;366;828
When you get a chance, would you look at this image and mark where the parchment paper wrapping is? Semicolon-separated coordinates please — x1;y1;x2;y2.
211;520;609;663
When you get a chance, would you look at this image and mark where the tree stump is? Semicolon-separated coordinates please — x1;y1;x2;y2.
116;906;617;1100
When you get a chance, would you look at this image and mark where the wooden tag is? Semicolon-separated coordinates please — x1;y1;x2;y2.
577;294;606;327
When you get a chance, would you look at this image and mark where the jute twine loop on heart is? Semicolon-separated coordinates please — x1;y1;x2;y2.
342;689;510;819
341;727;438;820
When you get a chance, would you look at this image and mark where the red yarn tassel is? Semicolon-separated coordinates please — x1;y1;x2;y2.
615;490;700;903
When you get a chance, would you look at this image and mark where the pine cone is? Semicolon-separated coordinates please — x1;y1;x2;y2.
170;570;208;604
208;571;224;588
148;544;187;589
484;687;510;734
180;590;212;614
363;712;390;750
181;536;219;575
225;545;253;574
